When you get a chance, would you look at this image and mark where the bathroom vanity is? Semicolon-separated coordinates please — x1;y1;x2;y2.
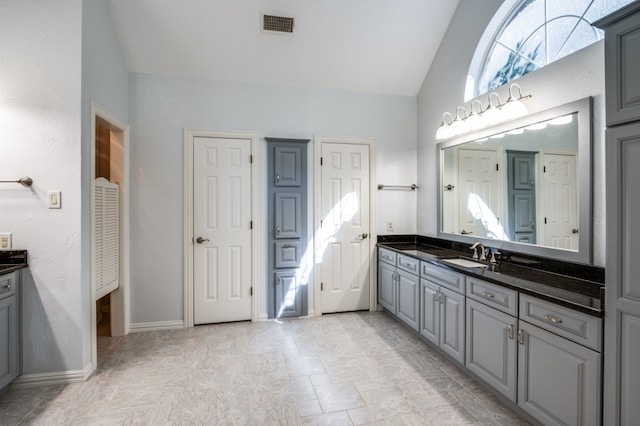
0;251;27;392
378;237;603;426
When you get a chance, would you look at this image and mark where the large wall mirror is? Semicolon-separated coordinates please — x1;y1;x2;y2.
437;97;592;264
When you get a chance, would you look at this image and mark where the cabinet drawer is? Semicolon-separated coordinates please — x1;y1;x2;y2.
378;247;396;266
467;277;517;316
397;254;419;275
274;241;301;268
0;272;17;301
421;261;465;294
519;294;602;351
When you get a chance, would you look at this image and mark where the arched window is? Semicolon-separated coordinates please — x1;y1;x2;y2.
465;0;634;101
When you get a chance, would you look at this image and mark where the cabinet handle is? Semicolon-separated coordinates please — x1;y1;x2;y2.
2;283;10;291
276;174;280;182
481;291;495;299
439;292;445;304
276;226;280;235
543;314;563;324
281;244;295;249
276;277;281;285
507;324;514;340
517;330;525;345
433;291;439;303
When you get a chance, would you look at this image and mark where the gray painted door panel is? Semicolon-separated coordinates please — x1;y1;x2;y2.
378;261;396;314
396;269;419;331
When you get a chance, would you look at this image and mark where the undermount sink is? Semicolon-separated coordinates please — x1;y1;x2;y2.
441;257;487;268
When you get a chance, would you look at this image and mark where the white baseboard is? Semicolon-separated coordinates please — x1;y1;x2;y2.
12;368;88;388
129;320;184;332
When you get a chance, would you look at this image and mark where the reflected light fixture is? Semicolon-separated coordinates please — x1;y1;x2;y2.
548;114;573;125
435;83;531;140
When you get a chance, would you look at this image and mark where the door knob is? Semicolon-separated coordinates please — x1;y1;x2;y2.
359;233;368;239
195;236;210;244
572;228;579;234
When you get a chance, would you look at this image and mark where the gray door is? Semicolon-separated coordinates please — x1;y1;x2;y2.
507;151;536;243
396;269;419;331
378;262;396;314
466;299;517;402
518;322;600;426
419;278;440;345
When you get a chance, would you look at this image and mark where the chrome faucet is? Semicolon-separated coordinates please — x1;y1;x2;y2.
469;242;486;261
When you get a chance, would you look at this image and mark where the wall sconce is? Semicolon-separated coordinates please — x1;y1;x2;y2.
435;83;531;140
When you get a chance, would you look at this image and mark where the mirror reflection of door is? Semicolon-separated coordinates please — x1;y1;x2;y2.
457;147;504;239
507;151;537;244
540;151;578;250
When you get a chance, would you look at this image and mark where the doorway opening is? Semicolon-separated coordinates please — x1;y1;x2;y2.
90;101;130;371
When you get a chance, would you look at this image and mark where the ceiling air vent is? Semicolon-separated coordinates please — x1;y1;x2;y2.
262;14;294;34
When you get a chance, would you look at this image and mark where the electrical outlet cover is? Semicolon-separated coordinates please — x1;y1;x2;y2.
0;233;12;250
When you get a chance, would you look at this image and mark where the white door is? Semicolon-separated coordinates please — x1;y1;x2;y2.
193;136;252;324
457;148;504;239
319;142;371;313
540;152;577;249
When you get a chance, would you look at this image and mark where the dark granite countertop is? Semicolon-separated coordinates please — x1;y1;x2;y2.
0;250;28;276
378;241;604;317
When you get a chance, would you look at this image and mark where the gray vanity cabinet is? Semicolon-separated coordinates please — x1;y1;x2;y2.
420;262;465;365
518;295;601;426
595;5;640;423
517;321;600;426
0;271;19;390
466;298;517;402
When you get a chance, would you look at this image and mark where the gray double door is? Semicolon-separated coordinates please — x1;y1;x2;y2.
267;138;309;319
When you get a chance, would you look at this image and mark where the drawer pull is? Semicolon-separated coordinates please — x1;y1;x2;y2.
481;291;495;299
281;244;296;249
544;314;563;324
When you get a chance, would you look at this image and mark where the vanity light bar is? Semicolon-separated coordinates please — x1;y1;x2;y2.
436;83;531;140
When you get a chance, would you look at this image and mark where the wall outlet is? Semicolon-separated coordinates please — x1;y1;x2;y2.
387;221;394;232
0;233;12;250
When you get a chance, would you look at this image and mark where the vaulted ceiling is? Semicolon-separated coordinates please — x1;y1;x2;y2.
107;0;460;96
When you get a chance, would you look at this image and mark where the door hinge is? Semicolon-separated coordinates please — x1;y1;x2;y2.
250;220;253;230
544;217;547;224
543;165;546;173
250;154;253;164
320;157;323;166
321;282;324;291
496;163;499;171
320;219;323;228
250;286;253;296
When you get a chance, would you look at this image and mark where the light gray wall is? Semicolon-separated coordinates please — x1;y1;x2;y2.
128;73;417;323
81;0;129;363
0;0;84;374
417;0;607;266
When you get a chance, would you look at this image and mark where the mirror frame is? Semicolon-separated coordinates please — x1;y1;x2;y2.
437;97;592;264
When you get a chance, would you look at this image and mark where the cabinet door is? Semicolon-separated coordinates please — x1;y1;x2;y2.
274;271;302;318
274;192;301;239
419;278;440;346
0;295;18;390
274;146;302;186
396;270;419;331
466;299;517;402
603;14;640;126
518;322;601;426
440;287;465;365
378;261;396;314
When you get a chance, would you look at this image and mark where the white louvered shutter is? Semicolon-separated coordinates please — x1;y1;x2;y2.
94;177;119;300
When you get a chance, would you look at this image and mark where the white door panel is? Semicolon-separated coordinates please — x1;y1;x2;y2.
320;142;371;313
541;153;577;250
194;136;252;324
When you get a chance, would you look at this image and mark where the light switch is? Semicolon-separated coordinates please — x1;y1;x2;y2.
48;190;61;209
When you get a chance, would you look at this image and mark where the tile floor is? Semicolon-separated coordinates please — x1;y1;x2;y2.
0;312;530;425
